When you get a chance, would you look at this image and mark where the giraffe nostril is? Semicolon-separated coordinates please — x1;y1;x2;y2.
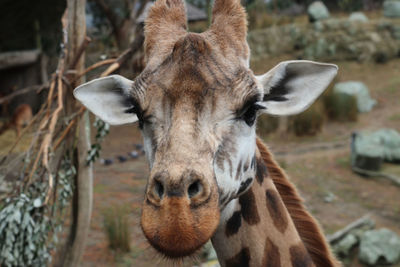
188;180;202;198
154;180;164;199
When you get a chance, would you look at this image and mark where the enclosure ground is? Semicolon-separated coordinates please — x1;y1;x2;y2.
2;58;399;266
76;58;400;266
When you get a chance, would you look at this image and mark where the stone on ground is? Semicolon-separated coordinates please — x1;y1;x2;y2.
359;228;400;265
384;0;400;18
351;129;400;171
307;1;330;22
370;129;400;162
334;234;358;257
333;81;376;113
199;260;220;267
351;132;383;171
349;12;369;23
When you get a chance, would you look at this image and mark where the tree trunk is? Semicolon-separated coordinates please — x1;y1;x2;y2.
115;19;132;50
56;0;93;266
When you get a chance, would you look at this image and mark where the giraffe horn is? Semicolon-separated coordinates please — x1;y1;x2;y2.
144;0;188;66
209;0;249;62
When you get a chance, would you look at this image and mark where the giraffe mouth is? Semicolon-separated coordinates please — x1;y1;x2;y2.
141;193;220;258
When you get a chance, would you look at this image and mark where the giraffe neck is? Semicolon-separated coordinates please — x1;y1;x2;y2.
211;138;340;267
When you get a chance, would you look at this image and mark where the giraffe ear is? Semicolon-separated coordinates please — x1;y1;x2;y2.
73;75;138;125
256;60;338;116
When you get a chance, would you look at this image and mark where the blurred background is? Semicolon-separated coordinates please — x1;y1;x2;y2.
0;0;399;266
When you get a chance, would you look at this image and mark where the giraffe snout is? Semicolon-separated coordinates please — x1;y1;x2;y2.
146;170;211;207
141;170;220;258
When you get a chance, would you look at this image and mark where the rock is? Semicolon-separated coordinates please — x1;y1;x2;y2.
392;25;400;40
384;0;400;18
117;155;128;162
359;228;400;265
333;81;376;113
307;1;330;22
351;132;383;171
323;192;336;203
100;158;113;165
199;261;220;267
349;12;369;23
370;129;400;162
248;18;400;62
134;143;143;150
202;241;218;261
351;129;400;169
207;247;218;261
128;150;140;159
334;234;358;257
281;3;305;16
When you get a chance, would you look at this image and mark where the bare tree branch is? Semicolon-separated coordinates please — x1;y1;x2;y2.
0;84;49;104
100;28;144;77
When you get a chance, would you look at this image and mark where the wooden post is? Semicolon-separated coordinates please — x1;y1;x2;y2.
56;0;93;266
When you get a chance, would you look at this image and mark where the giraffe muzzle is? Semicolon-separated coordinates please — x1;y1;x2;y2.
141;172;220;258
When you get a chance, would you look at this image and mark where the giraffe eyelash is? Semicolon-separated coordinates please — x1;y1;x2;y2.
237;101;265;118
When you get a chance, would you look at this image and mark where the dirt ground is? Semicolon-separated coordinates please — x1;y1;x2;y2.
76;57;400;267
1;57;399;266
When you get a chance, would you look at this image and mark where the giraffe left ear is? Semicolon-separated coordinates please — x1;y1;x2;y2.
256;60;338;116
73;75;138;125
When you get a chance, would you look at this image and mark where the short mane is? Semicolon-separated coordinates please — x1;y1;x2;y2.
256;138;340;267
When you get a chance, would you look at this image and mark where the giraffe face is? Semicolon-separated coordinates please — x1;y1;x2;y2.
136;34;262;209
74;0;337;259
133;34;263;257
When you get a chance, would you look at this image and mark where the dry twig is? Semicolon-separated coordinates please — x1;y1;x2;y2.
0;84;49;104
74;58;115;82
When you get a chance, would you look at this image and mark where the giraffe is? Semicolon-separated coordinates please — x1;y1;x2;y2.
73;0;341;266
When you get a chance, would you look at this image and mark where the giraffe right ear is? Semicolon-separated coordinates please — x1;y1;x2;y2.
73;75;138;125
256;60;338;116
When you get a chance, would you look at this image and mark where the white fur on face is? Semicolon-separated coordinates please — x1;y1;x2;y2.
213;122;257;208
142;128;154;169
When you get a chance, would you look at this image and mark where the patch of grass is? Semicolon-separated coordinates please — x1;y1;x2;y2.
257;115;279;135
277;159;287;169
94;183;106;194
102;205;131;252
389;113;400;121
389;76;400;85
288;103;324;136
323;90;358;122
129;246;144;259
383;86;398;94
115;246;145;266
336;156;350;169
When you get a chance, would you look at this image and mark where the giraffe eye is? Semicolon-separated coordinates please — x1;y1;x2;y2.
241;104;265;126
123;98;145;128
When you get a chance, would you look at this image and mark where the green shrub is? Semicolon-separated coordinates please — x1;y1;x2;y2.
288;104;324;136
323;91;358;122
338;0;363;12
257;115;279;135
102;205;131;252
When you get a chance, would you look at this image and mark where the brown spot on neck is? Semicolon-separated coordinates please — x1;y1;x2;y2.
238;189;260;225
256;157;268;185
262;238;281;267
225;210;242;237
265;189;288;234
226;247;251;267
290;244;314;267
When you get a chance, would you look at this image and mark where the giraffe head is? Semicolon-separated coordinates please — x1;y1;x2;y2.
74;0;337;259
